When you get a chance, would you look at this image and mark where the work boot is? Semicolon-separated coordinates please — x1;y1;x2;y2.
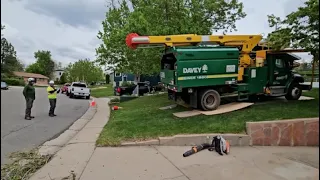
30;116;35;118
53;114;57;116
49;114;54;117
25;116;31;120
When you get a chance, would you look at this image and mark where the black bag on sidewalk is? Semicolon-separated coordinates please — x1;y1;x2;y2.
208;135;230;156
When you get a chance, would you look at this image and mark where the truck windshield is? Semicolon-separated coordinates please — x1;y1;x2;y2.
73;83;86;88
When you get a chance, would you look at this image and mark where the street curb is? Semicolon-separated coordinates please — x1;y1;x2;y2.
38;100;97;156
121;133;250;147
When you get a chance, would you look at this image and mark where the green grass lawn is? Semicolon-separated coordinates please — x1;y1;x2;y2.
96;89;319;146
90;84;114;98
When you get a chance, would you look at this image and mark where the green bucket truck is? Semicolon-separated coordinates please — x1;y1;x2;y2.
126;33;312;111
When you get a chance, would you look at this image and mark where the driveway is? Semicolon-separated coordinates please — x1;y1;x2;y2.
1;86;89;164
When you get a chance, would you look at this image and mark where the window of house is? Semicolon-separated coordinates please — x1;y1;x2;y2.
275;59;284;68
115;72;122;77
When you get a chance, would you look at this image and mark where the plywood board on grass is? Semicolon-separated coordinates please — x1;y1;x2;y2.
172;102;254;118
199;102;254;116
159;104;177;110
298;96;315;100
173;110;202;118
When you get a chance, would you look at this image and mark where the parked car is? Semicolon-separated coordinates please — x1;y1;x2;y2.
61;83;71;94
114;82;150;96
1;81;8;90
68;82;90;99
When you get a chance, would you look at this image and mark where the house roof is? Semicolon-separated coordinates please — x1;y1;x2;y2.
13;71;49;79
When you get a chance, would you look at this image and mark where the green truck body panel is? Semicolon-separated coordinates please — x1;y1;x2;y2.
174;47;240;60
160;69;175;85
161;47;239;92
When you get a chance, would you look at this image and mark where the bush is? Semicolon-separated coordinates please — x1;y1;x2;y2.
3;78;25;86
122;81;135;87
109;97;120;104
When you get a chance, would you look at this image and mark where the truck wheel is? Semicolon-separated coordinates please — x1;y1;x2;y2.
199;89;221;111
86;96;90;99
285;83;302;100
69;93;73;98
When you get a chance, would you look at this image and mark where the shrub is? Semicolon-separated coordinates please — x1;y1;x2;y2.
122;81;135;87
109;98;120;104
3;78;25;86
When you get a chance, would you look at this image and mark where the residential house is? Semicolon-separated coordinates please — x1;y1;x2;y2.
13;71;49;86
109;71;135;87
53;69;64;82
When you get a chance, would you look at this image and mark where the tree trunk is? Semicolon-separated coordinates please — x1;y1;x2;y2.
136;74;140;96
310;52;318;87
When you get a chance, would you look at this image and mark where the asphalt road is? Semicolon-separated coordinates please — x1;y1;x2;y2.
1;86;89;165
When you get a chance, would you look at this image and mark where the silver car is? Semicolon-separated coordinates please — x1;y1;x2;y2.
1;81;8;90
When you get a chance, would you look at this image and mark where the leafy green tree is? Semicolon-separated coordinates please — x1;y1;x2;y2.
96;0;246;78
64;59;104;84
25;63;42;74
25;50;56;78
59;72;67;84
267;0;319;82
1;25;24;75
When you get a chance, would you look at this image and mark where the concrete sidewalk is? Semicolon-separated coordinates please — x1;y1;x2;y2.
30;98;110;180
80;146;318;180
30;97;319;180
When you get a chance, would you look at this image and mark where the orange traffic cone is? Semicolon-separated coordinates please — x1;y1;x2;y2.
112;105;122;110
90;99;96;107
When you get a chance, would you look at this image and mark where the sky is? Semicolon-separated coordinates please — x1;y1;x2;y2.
1;0;312;67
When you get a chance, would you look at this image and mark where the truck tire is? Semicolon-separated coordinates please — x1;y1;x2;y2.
86;95;90;99
285;83;302;100
69;93;74;99
199;89;221;111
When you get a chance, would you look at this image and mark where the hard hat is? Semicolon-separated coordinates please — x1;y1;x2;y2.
49;80;54;84
28;78;34;82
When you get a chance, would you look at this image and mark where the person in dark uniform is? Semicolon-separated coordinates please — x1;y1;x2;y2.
47;80;60;117
23;78;35;120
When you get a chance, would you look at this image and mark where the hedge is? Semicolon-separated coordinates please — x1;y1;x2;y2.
3;78;25;86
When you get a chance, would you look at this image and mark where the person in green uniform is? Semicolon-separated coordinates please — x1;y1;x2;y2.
23;78;35;120
47;80;60;117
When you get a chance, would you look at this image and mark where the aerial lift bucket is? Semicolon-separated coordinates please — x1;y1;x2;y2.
126;33;165;49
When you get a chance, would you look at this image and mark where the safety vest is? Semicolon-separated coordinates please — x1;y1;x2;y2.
47;86;57;99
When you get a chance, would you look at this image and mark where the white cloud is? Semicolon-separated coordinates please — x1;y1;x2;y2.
1;0;106;66
1;0;312;68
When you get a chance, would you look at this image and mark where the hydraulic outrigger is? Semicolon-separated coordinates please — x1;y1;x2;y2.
126;33;312;111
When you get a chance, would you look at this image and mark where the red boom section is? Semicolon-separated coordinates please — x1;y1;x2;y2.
126;33;150;49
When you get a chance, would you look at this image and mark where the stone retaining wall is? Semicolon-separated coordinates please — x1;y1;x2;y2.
246;118;319;146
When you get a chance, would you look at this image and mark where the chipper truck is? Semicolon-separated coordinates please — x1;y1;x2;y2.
125;33;313;111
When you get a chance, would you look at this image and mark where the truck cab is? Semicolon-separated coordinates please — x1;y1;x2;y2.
264;52;311;99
